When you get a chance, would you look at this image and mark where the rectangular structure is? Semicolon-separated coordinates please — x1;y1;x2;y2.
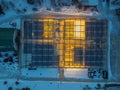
20;19;107;68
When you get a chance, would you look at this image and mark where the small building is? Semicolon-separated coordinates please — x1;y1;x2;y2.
0;28;15;51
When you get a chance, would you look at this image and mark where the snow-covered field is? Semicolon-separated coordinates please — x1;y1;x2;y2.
0;51;18;78
0;0;100;29
0;79;107;90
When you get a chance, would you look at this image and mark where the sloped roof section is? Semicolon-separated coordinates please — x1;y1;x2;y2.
22;9;104;20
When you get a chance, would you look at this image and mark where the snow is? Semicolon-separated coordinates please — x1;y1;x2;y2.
60;6;94;16
0;19;21;29
110;0;120;10
21;68;59;78
64;68;88;79
0;0;41;28
87;0;98;6
1;78;120;90
0;51;18;78
106;86;120;90
0;0;101;29
0;79;107;90
43;0;51;10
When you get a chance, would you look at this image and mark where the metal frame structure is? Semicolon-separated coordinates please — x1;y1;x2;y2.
20;18;108;69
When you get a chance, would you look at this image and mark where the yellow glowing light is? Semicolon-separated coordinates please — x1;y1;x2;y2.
43;19;54;38
74;20;85;39
81;20;85;25
42;19;86;68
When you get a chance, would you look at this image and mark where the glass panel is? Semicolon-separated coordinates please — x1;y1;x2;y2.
23;19;107;68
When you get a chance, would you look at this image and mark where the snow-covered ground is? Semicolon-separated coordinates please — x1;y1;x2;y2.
0;0;100;29
0;51;18;78
0;77;119;90
0;79;107;90
21;68;59;78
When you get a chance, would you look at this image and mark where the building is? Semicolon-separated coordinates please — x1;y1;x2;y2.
19;10;108;80
0;28;15;51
